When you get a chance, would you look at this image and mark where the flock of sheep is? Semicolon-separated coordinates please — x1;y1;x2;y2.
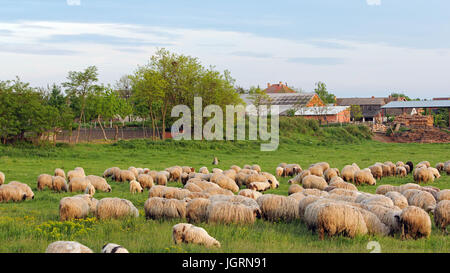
0;159;449;253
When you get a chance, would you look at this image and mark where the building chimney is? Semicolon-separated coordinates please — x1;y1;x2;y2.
267;83;270;88
371;96;375;98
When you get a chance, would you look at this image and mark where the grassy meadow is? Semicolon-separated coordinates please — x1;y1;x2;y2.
0;135;449;253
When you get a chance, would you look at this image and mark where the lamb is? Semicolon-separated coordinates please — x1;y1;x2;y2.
144;197;187;220
84;183;96;197
52;176;68;192
67;169;85;182
54;168;66;179
206;201;259;224
256;194;299;222
436;189;450;202
395;166;407;178
304;202;368;239
385;191;408;209
288;184;304;195
37;174;53;191
85;175;112;192
301;175;328;190
433;200;449;233
130;180;144;194
354;169;376;186
0;184;27;202
68;177;90;192
155;172;168;186
45;241;93;253
397;206;431;240
406;190;436;213
95;198;139;220
102;243;129;253
248;181;271;192
172;223;221;248
238;189;263;200
341;165;358;182
59;195;91;221
137;174;154;189
368;164;383;180
118;170;136;183
0;171;4;186
8;181;34;200
186;198;211;223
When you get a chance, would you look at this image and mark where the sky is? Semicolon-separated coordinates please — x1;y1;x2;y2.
0;0;449;98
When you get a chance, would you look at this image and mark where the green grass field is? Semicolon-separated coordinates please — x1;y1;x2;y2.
0;138;449;253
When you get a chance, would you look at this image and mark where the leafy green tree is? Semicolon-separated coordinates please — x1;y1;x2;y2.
389;92;411;101
247;86;271;115
314;81;335;104
350;105;363;121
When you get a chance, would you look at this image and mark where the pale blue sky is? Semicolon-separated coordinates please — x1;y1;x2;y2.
0;0;449;98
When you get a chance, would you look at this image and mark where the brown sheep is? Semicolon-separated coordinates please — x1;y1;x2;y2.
288;184;304;195
433;200;449;233
144;197;187;220
238;189;263;200
52;176;68;192
341;165;358;182
397;206;431;240
172;223;221;248
395;166;407;178
413;167;434;183
37;174;53;191
137;174;154;189
354;169;376;186
95;197;139;220
0;184;27;202
118;170;136;183
54;168;66;179
8;181;34;200
302;175;328;190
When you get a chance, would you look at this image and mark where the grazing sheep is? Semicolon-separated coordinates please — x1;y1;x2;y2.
67;169;85;182
326;180;357;191
184;182;204;193
0;171;4;186
182;166;194;174
149;186;191;200
362;204;402;235
341;165;358;182
397;206;431;240
68;177;90;193
421;186;440;200
328;188;360;198
396;161;405;167
54;168;66;179
433;200;449;233
230;165;241;173
385;191;408;209
45;241;93;253
212;168;223;174
402;189;423;201
444;161;450;174
118;170;136;183
359;195;394;207
130;180;144;194
206;201;259;224
436;189;450;202
222;169;237;181
368;165;383;180
212;157;219;165
398;183;422;194
128;167;139;178
103;167;120;179
428;167;441;179
298;195;321;218
288;184;304;195
102;243;129;253
289;192;306;201
172;223;221;248
302;188;329;197
52;176;68;192
405;161;414;172
417;161;431;168
302;175;328;190
287;164;302;176
287;171;309;185
276;167;284;177
304;202;368;239
84;183;95;197
308;164;324;177
144;197;187;220
327;193;358;203
137;174;154;189
0;184;27;202
209;195;260;210
323;168;338;183
187;192;210;199
354;169;376;186
435;163;444;172
238;189;263;200
186;198;211;223
355;207;390;236
85;175;112;192
59;195;91;221
257;194;299;222
181;172;189;185
95;198;139;220
37;174;53;191
202;187;234;196
166;166;183;182
214;175;239;193
384;162;397;175
406;190;436;213
8;181;34;200
396;166;407;178
155;172;168;186
244;173;268;186
248;181;271;192
261;172;279;189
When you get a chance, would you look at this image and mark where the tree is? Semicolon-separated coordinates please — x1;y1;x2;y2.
314;81;335;104
350;105;363;121
390;92;411;101
63;66;100;143
247;86;271;116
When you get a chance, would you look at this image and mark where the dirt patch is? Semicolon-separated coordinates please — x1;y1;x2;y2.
373;128;450;143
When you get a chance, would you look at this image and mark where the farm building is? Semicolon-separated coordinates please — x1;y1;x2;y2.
263;82;296;93
280;106;351;123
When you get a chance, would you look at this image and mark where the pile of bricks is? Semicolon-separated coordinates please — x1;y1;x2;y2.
394;113;433;128
371;123;387;133
393;127;450;143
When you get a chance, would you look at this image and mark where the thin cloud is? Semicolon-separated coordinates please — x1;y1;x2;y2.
67;0;81;6
366;0;381;6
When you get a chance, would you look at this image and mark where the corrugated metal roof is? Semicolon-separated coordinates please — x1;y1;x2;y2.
291;106;349;116
381;100;450;108
336;97;386;106
240;93;316;106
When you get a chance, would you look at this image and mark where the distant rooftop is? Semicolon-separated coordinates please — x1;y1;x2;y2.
240;92;317;106
381;100;450;109
263;82;296;93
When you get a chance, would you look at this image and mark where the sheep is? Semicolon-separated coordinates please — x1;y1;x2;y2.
304;202;368;239
405;161;414;173
149;186;191;200
212;157;219;165
85;175;112;192
45;241;93;253
166;166;183;182
396;161;405;167
128;167;139;178
130;180;144;194
427;167;441;179
172;223;221;248
144;197;187;220
288;184;304;195
184;182;204;192
54;168;66;179
182;166;194;174
118;170;136;183
404;164;411;174
0;184;27;202
417;161;431;168
287;171;309;185
354;207;390;236
401;189;423;201
206;201;259;224
444;161;450;174
0;171;4;186
75;194;98;214
198;166;209;174
248;181;271;192
186;192;210;199
137;174;154;189
328;188;360;198
301;175;328;190
181;172;189;185
95;198;139;220
286;164;302;176
68;177;90;193
238;189;263;200
186;198;211;223
308;164;324;177
276;167;284;177
326;180;357;191
384;162;397;175
323;168;338;183
59;195;91;221
222;169;237;181
67;169;85;182
406;190;436;213
395;166;407;178
102;243;129;253
214;175;239;193
421;186;440;200
52;176;68;192
298;195;321;218
398;183;422;194
362;204;402;235
103;167;121;180
37;174;53;191
354;169;376;186
8;181;34;200
209;195;260;211
397;206;431;240
261;172;279;189
230;165;241;173
436;189;450;202
327;193;359;203
202;187;234;196
278;163;287;168
302;188;329;197
84;183;95;197
244;173;269;186
289;192;306;201
341;165;358;182
433;200;449;233
256;194;299;222
251;164;261;173
380;164;392;177
155;172;168;186
435;163;444;172
212;168;223;174
359;195;394;208
385;191;408;209
368;165;383;180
